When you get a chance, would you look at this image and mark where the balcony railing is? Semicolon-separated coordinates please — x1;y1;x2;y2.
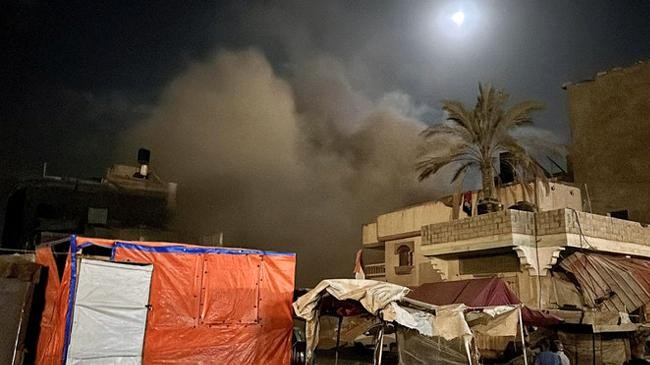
365;263;386;277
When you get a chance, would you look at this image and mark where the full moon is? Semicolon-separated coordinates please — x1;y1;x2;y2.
451;11;465;26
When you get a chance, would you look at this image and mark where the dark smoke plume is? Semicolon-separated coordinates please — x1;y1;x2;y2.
120;48;447;286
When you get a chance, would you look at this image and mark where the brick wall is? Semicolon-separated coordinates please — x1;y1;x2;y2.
421;210;535;245
421;208;650;246
560;209;650;245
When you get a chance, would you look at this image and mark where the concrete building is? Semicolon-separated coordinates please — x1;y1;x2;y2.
565;60;650;224
1;150;178;250
362;181;582;290
362;177;650;361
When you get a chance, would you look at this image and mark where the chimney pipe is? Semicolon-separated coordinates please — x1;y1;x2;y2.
136;148;151;179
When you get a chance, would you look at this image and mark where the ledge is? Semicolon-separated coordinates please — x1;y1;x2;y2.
394;265;414;275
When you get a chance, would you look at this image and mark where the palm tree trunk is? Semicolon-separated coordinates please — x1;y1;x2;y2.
480;161;496;201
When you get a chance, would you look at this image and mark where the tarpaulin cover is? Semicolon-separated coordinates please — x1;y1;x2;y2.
293;280;411;363
397;327;472;365
408;277;562;327
293;279;474;364
35;243;71;365
34;236;296;365
66;259;152;364
466;307;520;337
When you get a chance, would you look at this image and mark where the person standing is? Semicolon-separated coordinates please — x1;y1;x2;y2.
553;340;570;365
535;339;560;365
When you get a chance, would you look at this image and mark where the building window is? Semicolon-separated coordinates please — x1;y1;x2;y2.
398;245;413;267
394;243;414;275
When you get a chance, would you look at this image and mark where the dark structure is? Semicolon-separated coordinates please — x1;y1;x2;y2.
565;60;650;223
1;150;177;250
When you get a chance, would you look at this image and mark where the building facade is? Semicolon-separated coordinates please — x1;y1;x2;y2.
566;60;650;224
362;181;582;289
1;153;178;250
362;179;650;361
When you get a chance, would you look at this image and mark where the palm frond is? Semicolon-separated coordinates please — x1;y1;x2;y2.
450;161;475;184
420;123;473;143
416;147;479;181
441;100;478;138
417;82;560;200
476;83;508;133
500;100;544;131
498;137;551;194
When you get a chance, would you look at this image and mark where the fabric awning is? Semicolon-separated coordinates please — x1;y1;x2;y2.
407;277;562;327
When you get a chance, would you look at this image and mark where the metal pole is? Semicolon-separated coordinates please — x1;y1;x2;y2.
374;323;385;365
401;297;439;312
464;338;473;365
518;306;529;365
335;316;342;365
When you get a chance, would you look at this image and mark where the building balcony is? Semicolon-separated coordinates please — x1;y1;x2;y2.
365;263;386;278
420;208;650;275
362;182;582;248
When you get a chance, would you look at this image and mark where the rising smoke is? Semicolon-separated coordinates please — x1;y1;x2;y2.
120;48;451;286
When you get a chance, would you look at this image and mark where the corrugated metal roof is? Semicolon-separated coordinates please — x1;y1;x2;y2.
559;252;650;313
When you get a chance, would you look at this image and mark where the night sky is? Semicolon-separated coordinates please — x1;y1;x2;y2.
2;0;650;284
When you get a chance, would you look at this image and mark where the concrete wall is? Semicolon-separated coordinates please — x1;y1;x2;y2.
365;182;580;248
362;222;379;246
497;181;582;212
567;61;650;224
376;201;460;241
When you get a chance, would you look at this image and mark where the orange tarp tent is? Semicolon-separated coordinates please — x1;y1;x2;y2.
35;235;296;364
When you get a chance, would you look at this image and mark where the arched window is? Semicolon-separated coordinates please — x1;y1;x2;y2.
397;245;413;267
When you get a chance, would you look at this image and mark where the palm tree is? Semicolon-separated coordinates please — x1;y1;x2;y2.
416;83;552;211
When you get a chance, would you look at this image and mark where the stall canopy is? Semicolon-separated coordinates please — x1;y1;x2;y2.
293;279;474;364
408;277;562;327
34;235;296;365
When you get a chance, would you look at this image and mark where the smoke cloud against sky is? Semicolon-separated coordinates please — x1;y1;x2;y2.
2;1;650;284
119;49;436;285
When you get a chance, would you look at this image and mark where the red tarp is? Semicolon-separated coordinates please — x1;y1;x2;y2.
407;277;562;327
34;236;296;365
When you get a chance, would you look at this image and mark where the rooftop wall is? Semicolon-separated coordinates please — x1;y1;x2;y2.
376;201;458;241
422;208;650;248
421;209;532;246
364;182;581;247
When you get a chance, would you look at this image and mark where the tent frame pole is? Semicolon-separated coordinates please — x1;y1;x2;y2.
465;338;473;365
335;315;342;365
518;305;528;365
